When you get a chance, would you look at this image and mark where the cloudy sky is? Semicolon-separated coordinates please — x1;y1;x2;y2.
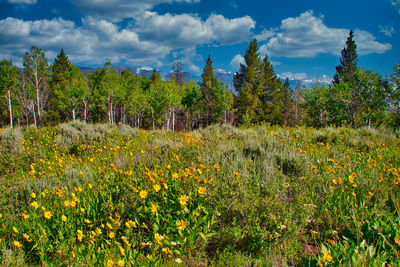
0;0;399;83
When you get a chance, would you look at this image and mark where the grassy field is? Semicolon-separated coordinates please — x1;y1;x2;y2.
0;122;399;266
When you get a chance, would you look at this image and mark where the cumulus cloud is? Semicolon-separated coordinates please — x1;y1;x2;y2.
392;0;400;14
135;12;255;47
379;25;395;37
259;11;391;58
254;28;275;41
0;17;170;66
69;0;200;21
8;0;36;4
230;54;244;69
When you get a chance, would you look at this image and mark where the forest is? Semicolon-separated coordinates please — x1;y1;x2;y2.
1;30;399;131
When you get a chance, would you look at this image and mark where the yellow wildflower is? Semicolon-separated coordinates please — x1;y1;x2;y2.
84;219;91;224
23;233;31;242
395;237;400;246
64;200;70;208
107;259;114;267
322;252;333;262
106;223;113;229
95;227;102;235
176;219;186;231
179;195;189;206
22;213;30;219
117;260;125;267
172;173;179;179
126;220;137;228
44;211;52;220
198;187;206;195
139;190;148;199
61;215;67;222
150;204;158;213
153;184;161;192
77;230;84;242
119;246;125;256
41;192;46;198
30;192;36;199
30;201;39;209
12;226;18;233
13;240;22;248
109;231;116;239
369;192;374;197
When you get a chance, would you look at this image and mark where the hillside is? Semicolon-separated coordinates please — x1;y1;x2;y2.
0;123;399;266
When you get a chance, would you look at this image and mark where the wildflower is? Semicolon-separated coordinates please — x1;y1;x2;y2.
109;231;116;239
179;195;189;206
175;258;183;264
368;192;374;197
322;252;333;262
84;219;92;224
12;226;18;233
44;211;52;220
107;223;113;229
23;233;31;242
13;240;22;248
352;191;356;197
139;190;148;199
349;173;356;184
61;215;67;222
88;183;92;189
119;246;125;256
31;201;39;209
300;176;307;180
80;208;85;213
107;259;114;267
126;220;137;228
176;219;186;231
41;191;46;198
95;227;102;235
71;251;76;258
142;222;148;229
172;173;179;179
163;183;168;190
22;213;30;219
30;192;36;199
64;200;70;208
150;204;158;213
153;184;161;192
198;187;206;195
233;171;240;178
77;230;84;242
117;260;125;267
167;164;171;169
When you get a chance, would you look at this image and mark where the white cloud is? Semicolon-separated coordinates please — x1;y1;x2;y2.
280;72;307;80
392;0;400;14
8;0;36;4
135;12;255;47
259;11;391;58
69;0;200;21
254;28;275;41
230;54;244;68
379;25;395;37
0;17;170;66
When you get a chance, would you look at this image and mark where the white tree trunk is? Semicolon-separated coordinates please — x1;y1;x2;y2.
34;67;41;124
72;108;76;121
8;90;13;128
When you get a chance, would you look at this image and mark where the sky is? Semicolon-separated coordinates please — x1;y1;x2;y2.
0;0;399;84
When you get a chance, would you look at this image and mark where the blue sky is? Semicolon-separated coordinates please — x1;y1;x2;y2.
0;0;399;83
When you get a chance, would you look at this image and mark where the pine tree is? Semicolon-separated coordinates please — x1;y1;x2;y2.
234;39;263;124
333;30;358;85
52;49;71;84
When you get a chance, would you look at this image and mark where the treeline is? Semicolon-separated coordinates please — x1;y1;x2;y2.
0;30;399;130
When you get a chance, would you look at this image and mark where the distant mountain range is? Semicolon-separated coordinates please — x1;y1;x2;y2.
78;66;329;90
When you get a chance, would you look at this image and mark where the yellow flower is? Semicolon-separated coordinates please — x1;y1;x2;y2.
13;240;22;248
109;231;116;239
77;230;84;242
198;187;206;195
84;219;92;224
233;171;240;178
23;233;31;242
30;192;36;199
395;237;400;246
30;201;39;209
322;252;333;262
117;260;125;267
80;208;85;213
142;222;148;229
61;215;67;222
41;192;46;198
44;211;52;220
368;192;374;197
176;219;186;231
139;190;148;199
88;183;92;189
163;183;168;190
172;173;179;179
150;204;158;213
70;201;77;207
153;184;161;192
119;246;125;256
352;191;356;197
107;259;114;267
95;227;102;235
179;195;189;206
106;223;113;229
154;233;164;244
126;220;137;229
22;213;30;219
64;200;70;208
12;226;18;233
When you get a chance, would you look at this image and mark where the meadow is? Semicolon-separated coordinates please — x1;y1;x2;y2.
0;121;399;266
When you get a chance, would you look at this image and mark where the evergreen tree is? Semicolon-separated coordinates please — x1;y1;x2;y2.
52;49;71;84
333;30;358;85
234;39;263;125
